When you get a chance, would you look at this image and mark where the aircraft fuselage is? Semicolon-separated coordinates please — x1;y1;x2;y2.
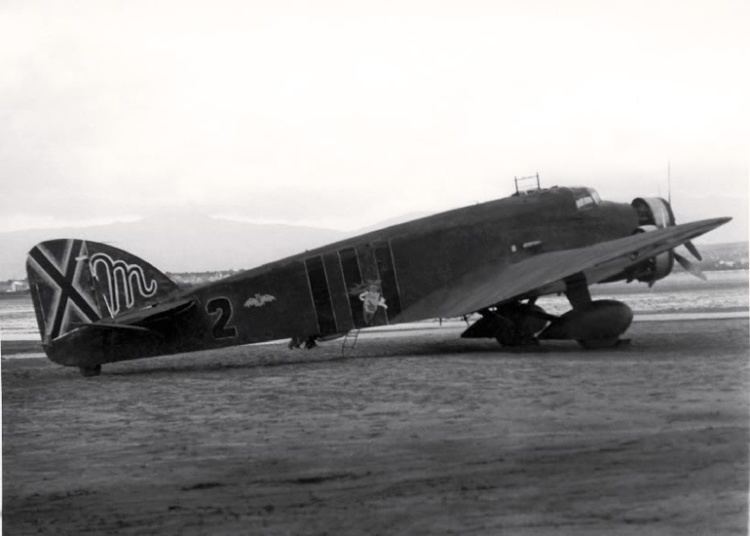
46;187;644;367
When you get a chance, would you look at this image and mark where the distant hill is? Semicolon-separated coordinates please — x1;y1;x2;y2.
0;214;347;280
2;213;746;280
687;241;749;270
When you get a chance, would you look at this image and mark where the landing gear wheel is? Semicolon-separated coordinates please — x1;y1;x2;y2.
79;365;102;377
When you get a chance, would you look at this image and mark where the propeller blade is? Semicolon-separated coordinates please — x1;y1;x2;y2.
684;240;703;261
674;252;707;281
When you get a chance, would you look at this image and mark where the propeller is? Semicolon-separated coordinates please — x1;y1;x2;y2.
665;170;705;277
674;250;707;281
669;217;705;279
684;240;702;261
632;194;711;284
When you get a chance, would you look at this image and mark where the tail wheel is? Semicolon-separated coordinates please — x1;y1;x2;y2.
79;365;102;377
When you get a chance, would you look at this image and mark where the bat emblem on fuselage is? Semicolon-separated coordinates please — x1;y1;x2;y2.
244;293;277;308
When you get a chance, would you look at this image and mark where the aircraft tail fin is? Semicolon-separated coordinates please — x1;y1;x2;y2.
26;239;179;344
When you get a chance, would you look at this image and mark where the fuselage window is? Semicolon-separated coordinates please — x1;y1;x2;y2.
576;196;595;210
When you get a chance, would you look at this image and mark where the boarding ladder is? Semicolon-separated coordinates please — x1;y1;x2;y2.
341;328;361;355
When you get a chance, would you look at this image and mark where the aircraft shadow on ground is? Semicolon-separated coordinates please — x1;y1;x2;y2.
102;338;635;377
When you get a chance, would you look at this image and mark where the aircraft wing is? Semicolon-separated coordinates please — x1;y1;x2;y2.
395;217;730;321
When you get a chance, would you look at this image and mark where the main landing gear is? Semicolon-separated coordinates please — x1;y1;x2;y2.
461;273;633;349
288;335;317;349
461;301;553;346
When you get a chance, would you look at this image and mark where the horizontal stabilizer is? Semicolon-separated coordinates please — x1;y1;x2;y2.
65;298;196;341
111;297;196;325
70;321;161;336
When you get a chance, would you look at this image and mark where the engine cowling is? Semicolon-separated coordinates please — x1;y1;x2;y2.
628;197;675;285
632;197;674;228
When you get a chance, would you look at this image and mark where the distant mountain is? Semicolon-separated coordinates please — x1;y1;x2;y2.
0;214;346;280
2;213;746;281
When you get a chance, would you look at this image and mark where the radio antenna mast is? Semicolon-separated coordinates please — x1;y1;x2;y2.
667;161;672;204
514;172;541;194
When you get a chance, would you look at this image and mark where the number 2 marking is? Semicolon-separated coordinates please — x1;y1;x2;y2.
205;297;237;339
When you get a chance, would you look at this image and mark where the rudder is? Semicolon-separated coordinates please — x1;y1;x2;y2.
26;239;178;344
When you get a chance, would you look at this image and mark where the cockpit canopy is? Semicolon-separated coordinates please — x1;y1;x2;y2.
570;187;601;210
508;185;602;211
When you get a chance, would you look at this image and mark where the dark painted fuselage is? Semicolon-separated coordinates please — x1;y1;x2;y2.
47;187;639;366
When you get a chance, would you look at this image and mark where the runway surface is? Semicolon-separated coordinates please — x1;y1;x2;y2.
3;317;748;535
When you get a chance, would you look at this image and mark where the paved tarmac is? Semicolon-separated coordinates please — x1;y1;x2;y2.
3;317;748;535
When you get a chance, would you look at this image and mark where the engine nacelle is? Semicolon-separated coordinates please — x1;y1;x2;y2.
628;197;676;285
539;300;633;345
626;224;674;284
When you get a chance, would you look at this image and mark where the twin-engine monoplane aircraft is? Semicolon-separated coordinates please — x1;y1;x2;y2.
26;185;729;375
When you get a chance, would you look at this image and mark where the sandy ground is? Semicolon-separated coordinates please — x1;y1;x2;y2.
3;318;749;535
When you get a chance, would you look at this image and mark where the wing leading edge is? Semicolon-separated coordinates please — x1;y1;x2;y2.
394;217;730;322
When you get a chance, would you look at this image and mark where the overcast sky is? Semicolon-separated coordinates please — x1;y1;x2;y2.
1;0;747;241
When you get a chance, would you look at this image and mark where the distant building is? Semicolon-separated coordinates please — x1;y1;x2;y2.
1;279;29;293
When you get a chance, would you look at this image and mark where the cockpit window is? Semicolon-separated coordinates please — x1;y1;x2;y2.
573;187;600;210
